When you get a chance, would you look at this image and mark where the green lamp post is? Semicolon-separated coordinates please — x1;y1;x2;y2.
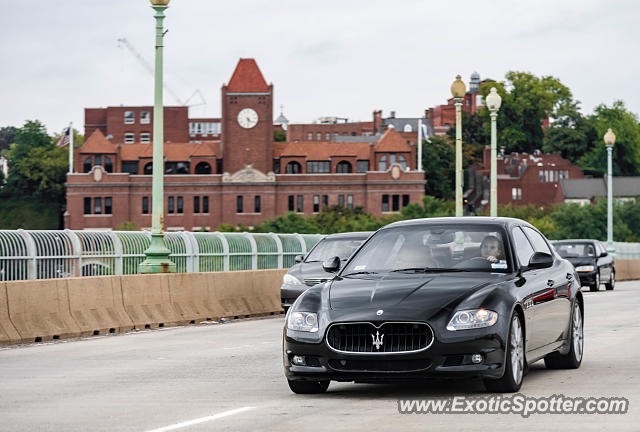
451;75;466;217
604;128;616;257
139;0;176;273
486;87;502;217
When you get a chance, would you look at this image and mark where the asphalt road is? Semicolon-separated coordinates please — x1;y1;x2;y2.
1;281;639;432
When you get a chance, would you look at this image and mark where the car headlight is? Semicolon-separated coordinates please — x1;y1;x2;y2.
575;265;595;272
446;309;498;331
287;312;318;332
283;274;303;285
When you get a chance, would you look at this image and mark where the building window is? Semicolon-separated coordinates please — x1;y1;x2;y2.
140;133;150;143
356;160;369;173
512;187;522;201
316;132;322;140
397;155;407;170
307;132;313;140
313;195;320;213
382;195;389;212
142;196;149;214
83;157;92;173
378;155;388;171
124;133;135;144
84;197;91;215
140;111;151;124
237;196;243;213
104;197;112;215
392;194;400;211
195;162;211;174
539;170;545;183
306;161;330;173
402;194;410;207
273;159;280;174
336;161;352;173
194;196;200;213
94;155;102;167
124;111;135;124
296;195;304;213
168;196;175;214
403;124;412;132
338;195;345;207
325;132;331;140
288;195;295;212
104;156;113;173
144;162;153;175
165;162;190;174
254;196;261;213
285;161;302;174
177;196;183;214
322;195;328;208
202;196;209;213
94;197;102;215
347;195;353;209
122;161;138;174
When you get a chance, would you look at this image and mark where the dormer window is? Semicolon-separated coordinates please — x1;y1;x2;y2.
140;111;151;124
124;111;135;124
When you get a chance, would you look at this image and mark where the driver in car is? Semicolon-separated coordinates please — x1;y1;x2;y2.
480;235;506;263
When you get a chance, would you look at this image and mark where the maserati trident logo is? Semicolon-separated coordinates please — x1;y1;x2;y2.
372;331;384;350
376;309;384;316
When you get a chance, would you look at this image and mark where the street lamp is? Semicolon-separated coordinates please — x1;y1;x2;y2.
140;0;176;273
604;128;616;256
486;87;502;217
451;75;466;217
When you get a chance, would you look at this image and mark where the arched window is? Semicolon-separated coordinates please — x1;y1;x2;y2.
144;162;153;175
403;124;412;132
195;162;212;174
336;161;352;173
104;156;113;173
83;157;92;173
286;161;302;174
378;155;387;171
398;155;407;170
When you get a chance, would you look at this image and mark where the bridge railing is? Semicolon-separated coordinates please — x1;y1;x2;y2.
0;230;324;281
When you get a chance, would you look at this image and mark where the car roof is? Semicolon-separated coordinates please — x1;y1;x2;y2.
323;231;374;239
551;239;599;244
383;216;533;230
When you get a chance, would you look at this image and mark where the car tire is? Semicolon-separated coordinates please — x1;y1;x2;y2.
605;271;615;291
287;379;330;394
590;272;600;292
483;314;524;393
544;301;583;369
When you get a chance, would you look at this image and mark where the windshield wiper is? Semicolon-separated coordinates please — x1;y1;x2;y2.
342;271;378;277
390;267;469;273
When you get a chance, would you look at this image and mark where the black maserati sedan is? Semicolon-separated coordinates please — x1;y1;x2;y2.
551;240;615;292
281;232;373;310
283;217;584;394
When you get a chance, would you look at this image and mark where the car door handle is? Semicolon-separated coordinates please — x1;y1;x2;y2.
547;279;555;287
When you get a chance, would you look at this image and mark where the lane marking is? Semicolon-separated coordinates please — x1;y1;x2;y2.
144;406;256;432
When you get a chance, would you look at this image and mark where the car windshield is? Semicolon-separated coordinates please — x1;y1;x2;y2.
305;238;366;262
554;243;596;258
341;224;512;274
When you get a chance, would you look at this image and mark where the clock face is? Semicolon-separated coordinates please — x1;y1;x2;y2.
237;108;259;129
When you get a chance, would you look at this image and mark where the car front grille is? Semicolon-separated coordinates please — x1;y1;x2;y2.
303;278;328;287
328;358;432;372
326;322;434;354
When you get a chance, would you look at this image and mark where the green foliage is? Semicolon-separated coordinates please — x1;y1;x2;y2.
0;197;60;229
254;212;320;234
274;129;287;142
115;221;137;231
447;111;487;166
0;126;17;153
542;101;598;164
422;136;455;199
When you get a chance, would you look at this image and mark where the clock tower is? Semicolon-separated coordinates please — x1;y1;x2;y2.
221;58;274;174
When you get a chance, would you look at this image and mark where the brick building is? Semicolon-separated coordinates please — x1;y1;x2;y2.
65;59;425;231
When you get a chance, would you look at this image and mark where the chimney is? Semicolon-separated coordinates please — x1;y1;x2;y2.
390;110;396;119
373;110;383;133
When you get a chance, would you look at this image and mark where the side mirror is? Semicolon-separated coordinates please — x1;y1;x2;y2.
528;252;553;270
599;251;608;258
294;255;304;264
322;256;341;273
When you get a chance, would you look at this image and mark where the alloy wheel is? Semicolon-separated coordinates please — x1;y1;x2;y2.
510;316;524;384
573;304;584;362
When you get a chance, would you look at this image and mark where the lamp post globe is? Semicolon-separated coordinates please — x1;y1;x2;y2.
604;128;616;147
487;87;501;217
486;87;502;112
451;75;466;98
150;0;170;4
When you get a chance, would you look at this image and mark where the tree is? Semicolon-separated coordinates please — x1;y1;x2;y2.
0;126;17;153
542;101;598;164
422;136;455;199
577;101;640;176
447;111;487;166
274;129;286;142
478;72;574;154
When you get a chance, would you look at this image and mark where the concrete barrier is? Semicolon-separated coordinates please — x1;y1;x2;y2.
615;260;640;281
6;279;82;343
0;282;21;346
67;276;134;336
168;272;224;323
120;273;187;329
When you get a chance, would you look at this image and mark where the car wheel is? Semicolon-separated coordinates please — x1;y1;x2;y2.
590;272;600;292
287;379;330;394
544;301;583;369
605;271;615;291
483;314;524;393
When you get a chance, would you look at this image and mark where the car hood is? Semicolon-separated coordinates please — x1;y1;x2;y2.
329;272;502;311
289;262;334;284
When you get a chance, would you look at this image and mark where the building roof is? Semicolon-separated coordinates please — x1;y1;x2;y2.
560;177;640;199
226;58;269;93
119;141;220;161
80;129;117;154
373;128;413;152
275;141;371;160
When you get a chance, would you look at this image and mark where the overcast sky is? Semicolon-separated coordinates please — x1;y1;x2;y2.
1;0;638;134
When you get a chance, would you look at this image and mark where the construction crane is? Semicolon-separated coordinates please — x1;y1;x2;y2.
117;38;206;107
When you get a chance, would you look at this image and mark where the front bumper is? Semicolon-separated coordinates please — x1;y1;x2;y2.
284;330;506;382
576;271;597;286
